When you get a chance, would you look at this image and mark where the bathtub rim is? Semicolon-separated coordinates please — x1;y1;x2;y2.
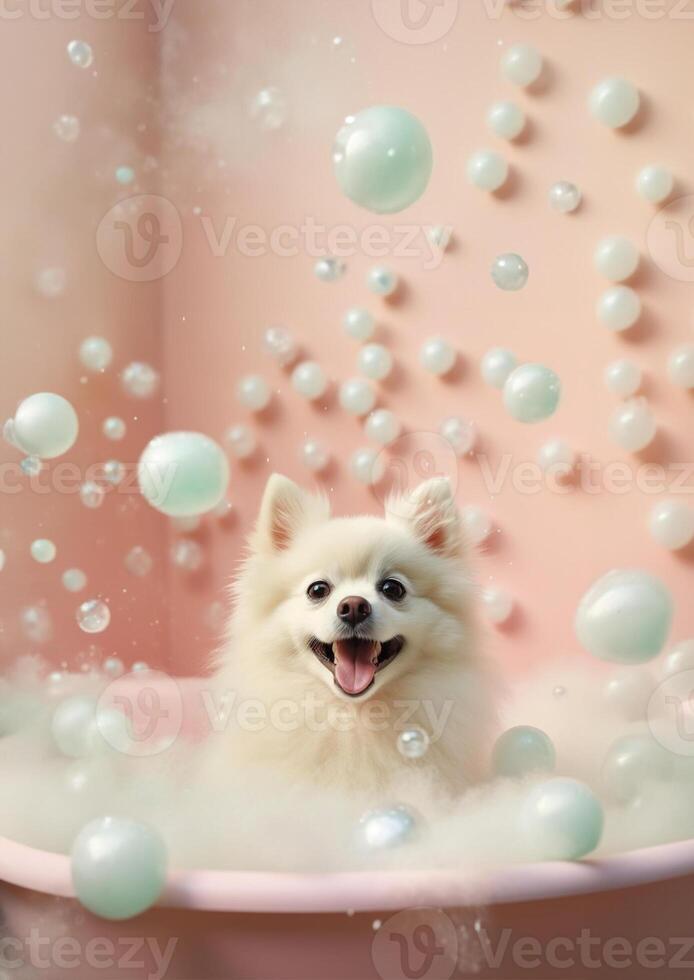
2;834;694;913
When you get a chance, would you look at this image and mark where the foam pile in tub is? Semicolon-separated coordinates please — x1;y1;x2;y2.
1;648;694;920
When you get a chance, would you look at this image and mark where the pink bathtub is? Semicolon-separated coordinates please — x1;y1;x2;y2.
2;833;694;979
1;677;693;980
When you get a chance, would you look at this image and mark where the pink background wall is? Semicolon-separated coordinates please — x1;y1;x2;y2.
1;0;692;677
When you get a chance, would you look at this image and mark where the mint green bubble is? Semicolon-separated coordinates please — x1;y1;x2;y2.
71;816;167;920
521;778;604;861
493;726;556;779
503;363;561;423
138;431;230;518
333;106;433;214
576;569;673;664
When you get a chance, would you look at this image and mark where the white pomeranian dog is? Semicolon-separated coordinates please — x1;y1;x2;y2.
211;474;494;796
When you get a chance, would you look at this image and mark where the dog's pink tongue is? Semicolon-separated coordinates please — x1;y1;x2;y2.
333;640;378;695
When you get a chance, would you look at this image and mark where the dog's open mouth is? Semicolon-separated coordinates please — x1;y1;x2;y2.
308;636;405;696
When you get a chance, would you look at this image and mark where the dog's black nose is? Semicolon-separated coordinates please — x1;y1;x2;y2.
337;595;372;626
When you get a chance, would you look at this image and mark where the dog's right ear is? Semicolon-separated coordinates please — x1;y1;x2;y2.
254;474;329;552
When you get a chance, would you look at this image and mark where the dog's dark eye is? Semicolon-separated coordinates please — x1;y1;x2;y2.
380;578;406;602
307;581;331;601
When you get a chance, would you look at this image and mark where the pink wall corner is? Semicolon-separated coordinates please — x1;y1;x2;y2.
0;8;171;672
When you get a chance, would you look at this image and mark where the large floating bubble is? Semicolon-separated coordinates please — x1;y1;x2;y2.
549;180;582;213
340;378;376;416
597;286;641;331
602;733;673;804
493;726;556;778
501;44;543;87
609;397;656;451
365;409;401;446
594;235;639;282
491;253;528;291
71;816;167;920
487;100;525;140
466;150;508;192
343;307;375;341
292;361;328;399
13;392;79;459
668;344;694;389
589;77;639;129
333;106;432;214
636;164;673;204
138;432;230;517
503;364;561;423
649;500;694;551
521;778;604;861
481;348;517;389
575;569;673;664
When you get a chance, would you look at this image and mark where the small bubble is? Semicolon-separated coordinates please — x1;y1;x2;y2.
115;165;136;186
103;656;124;677
77;599;111;634
121;362;160;399
171;539;204;572
31;539;56;564
21;456;42;476
53;115;80;143
249;86;287;131
102;460;125;486
314;258;346;283
67;39;93;69
80;482;105;509
35;267;67;298
103;417;126;441
62;569;87;593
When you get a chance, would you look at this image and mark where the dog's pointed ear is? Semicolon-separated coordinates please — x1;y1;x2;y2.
254;474;329;552
387;477;461;556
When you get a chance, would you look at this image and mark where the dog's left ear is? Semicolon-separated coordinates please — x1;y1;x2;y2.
388;477;461;556
255;474;329;552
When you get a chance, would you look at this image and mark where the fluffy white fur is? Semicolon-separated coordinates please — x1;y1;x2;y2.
210;474;495;795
